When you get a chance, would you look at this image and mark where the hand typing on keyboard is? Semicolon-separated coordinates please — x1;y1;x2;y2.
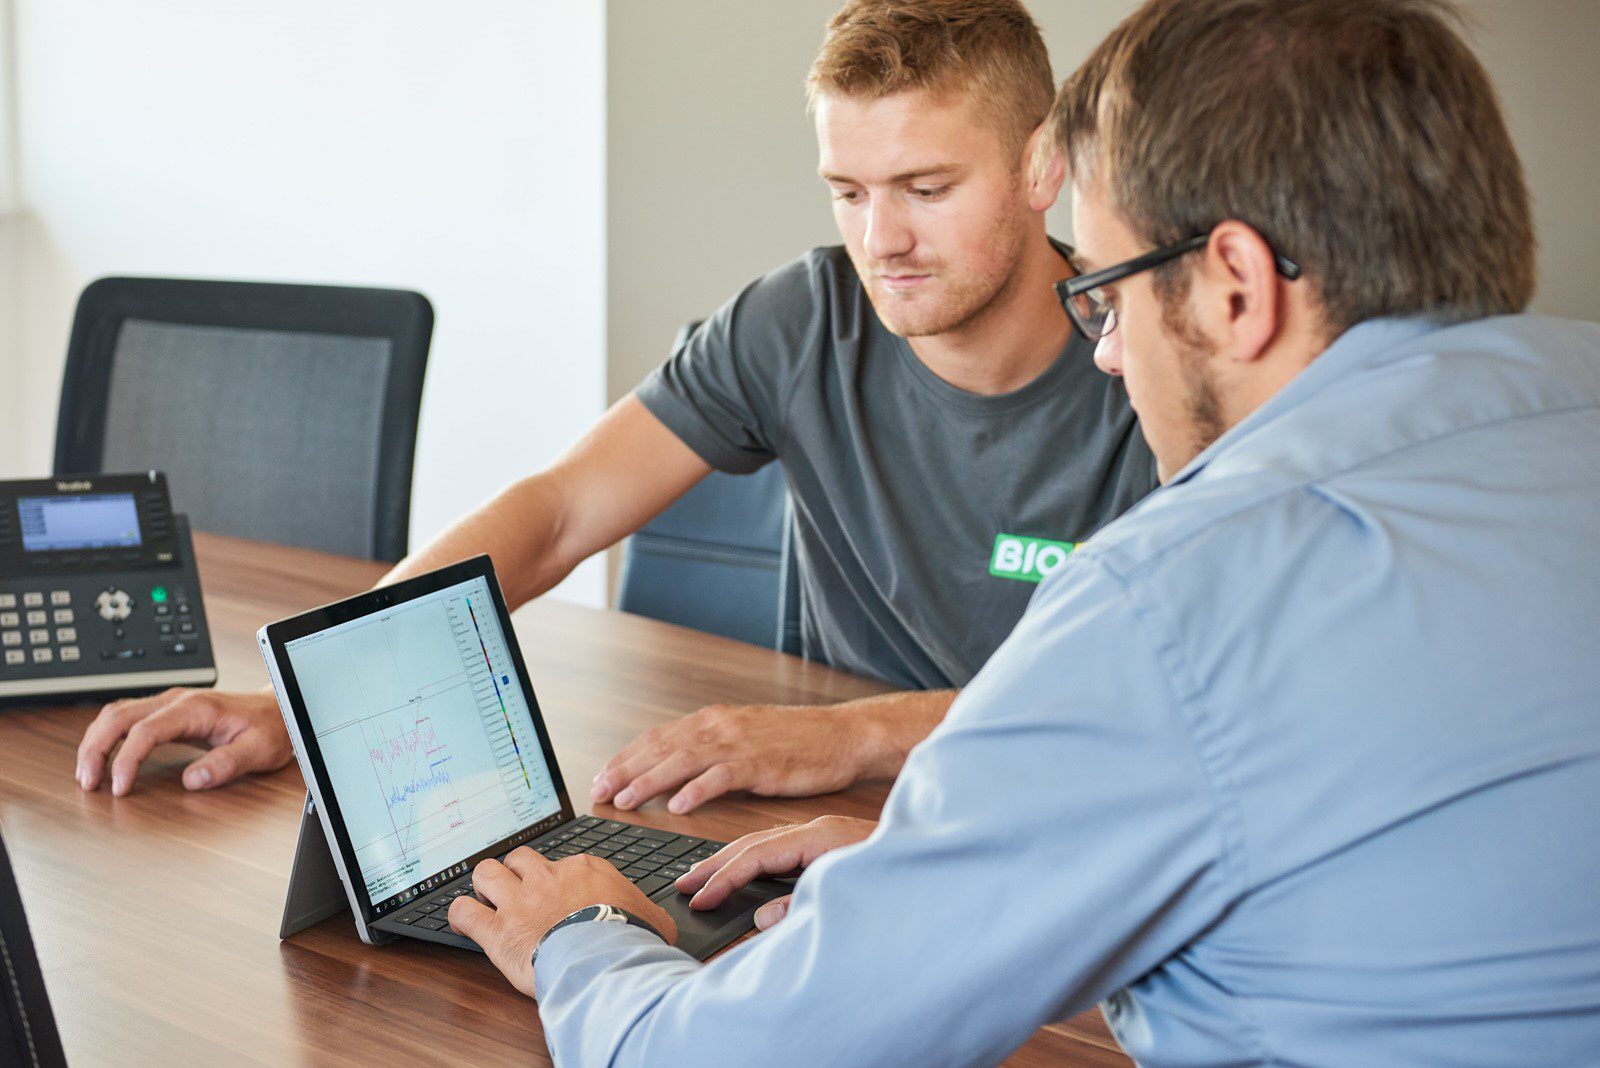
675;815;876;930
447;845;679;1000
529;816;723;900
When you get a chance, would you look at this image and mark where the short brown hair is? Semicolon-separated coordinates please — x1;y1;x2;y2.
808;0;1055;160
1050;0;1536;332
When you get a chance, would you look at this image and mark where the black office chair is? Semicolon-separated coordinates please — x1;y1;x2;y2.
53;277;433;562
0;827;68;1068
618;323;801;652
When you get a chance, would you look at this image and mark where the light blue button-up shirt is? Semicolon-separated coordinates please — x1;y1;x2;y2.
534;315;1600;1066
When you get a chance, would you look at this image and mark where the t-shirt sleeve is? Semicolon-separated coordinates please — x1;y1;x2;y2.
633;255;819;474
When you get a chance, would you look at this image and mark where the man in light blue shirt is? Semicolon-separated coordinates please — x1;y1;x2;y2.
448;0;1600;1063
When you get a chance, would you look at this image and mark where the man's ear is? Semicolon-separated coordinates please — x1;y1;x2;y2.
1201;220;1283;364
1024;124;1066;214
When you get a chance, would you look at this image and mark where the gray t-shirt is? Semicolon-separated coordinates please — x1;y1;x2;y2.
635;245;1158;690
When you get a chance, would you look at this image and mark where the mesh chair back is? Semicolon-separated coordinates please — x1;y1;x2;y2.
53;277;432;562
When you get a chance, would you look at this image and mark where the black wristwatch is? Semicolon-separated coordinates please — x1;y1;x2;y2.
532;904;661;966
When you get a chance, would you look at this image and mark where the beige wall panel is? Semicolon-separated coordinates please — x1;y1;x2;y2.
607;0;1600;402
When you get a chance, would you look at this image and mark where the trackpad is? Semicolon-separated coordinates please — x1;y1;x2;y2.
656;880;787;960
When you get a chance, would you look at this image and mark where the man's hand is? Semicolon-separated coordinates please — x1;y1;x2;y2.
448;848;678;999
591;703;867;814
75;687;294;796
590;690;955;815
675;815;875;930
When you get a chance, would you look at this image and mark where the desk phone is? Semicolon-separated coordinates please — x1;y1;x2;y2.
0;472;217;705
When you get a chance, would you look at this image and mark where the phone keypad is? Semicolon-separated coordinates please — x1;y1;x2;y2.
1;590;79;668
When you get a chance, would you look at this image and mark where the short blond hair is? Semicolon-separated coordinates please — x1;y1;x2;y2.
807;0;1055;161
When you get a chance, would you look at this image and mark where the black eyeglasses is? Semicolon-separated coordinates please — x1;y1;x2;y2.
1055;232;1302;342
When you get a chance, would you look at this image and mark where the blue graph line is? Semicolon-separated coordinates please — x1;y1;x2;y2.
387;757;454;810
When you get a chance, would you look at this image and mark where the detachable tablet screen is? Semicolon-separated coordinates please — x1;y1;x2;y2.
281;572;561;914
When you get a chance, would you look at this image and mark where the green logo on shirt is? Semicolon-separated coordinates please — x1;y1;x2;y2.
989;534;1077;583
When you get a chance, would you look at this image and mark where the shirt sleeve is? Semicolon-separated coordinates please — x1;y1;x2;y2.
533;555;1241;1066
632;256;819;474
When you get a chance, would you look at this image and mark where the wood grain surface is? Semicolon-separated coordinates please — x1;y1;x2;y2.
0;532;1130;1066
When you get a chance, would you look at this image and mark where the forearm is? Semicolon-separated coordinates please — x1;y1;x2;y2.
378;397;711;610
832;688;957;782
378;473;579;608
533;562;1227;1067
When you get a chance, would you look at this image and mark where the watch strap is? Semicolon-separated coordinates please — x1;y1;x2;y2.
532;903;661;967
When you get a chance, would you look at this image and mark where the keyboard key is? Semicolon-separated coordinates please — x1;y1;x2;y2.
59;646;80;662
655;838;697;858
632;860;664;873
56;628;76;644
392;913;418;924
637;875;673;897
22;593;42;608
0;594;15;609
417;918;448;931
0;613;16;628
49;591;70;606
25;611;46;627
633;827;676;843
606;857;631;871
31;648;53;664
577;816;603;828
4;650;22;666
1;632;19;647
622;866;653;880
601;821;627;835
52;609;73;625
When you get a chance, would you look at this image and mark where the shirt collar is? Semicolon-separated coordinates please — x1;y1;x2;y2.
1163;316;1442;488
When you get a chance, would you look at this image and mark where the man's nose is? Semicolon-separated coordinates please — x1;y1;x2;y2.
863;199;914;262
1094;330;1124;377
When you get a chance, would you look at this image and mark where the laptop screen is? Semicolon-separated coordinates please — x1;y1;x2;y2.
282;573;560;913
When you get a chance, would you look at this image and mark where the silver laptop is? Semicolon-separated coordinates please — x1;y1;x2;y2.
260;555;786;960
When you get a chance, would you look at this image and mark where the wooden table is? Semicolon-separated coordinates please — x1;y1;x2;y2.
0;533;1131;1066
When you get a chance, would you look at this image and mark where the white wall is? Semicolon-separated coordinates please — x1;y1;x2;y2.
0;0;19;454
4;0;607;603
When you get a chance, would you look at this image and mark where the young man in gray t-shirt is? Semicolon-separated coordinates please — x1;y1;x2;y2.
73;0;1156;807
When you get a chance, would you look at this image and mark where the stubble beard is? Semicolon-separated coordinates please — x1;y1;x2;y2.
1160;288;1228;463
853;205;1030;339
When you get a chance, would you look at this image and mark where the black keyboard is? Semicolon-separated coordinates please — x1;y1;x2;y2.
387;816;724;933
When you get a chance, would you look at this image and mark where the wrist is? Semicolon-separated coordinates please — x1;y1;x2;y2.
848;704;917;782
532;904;661;967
